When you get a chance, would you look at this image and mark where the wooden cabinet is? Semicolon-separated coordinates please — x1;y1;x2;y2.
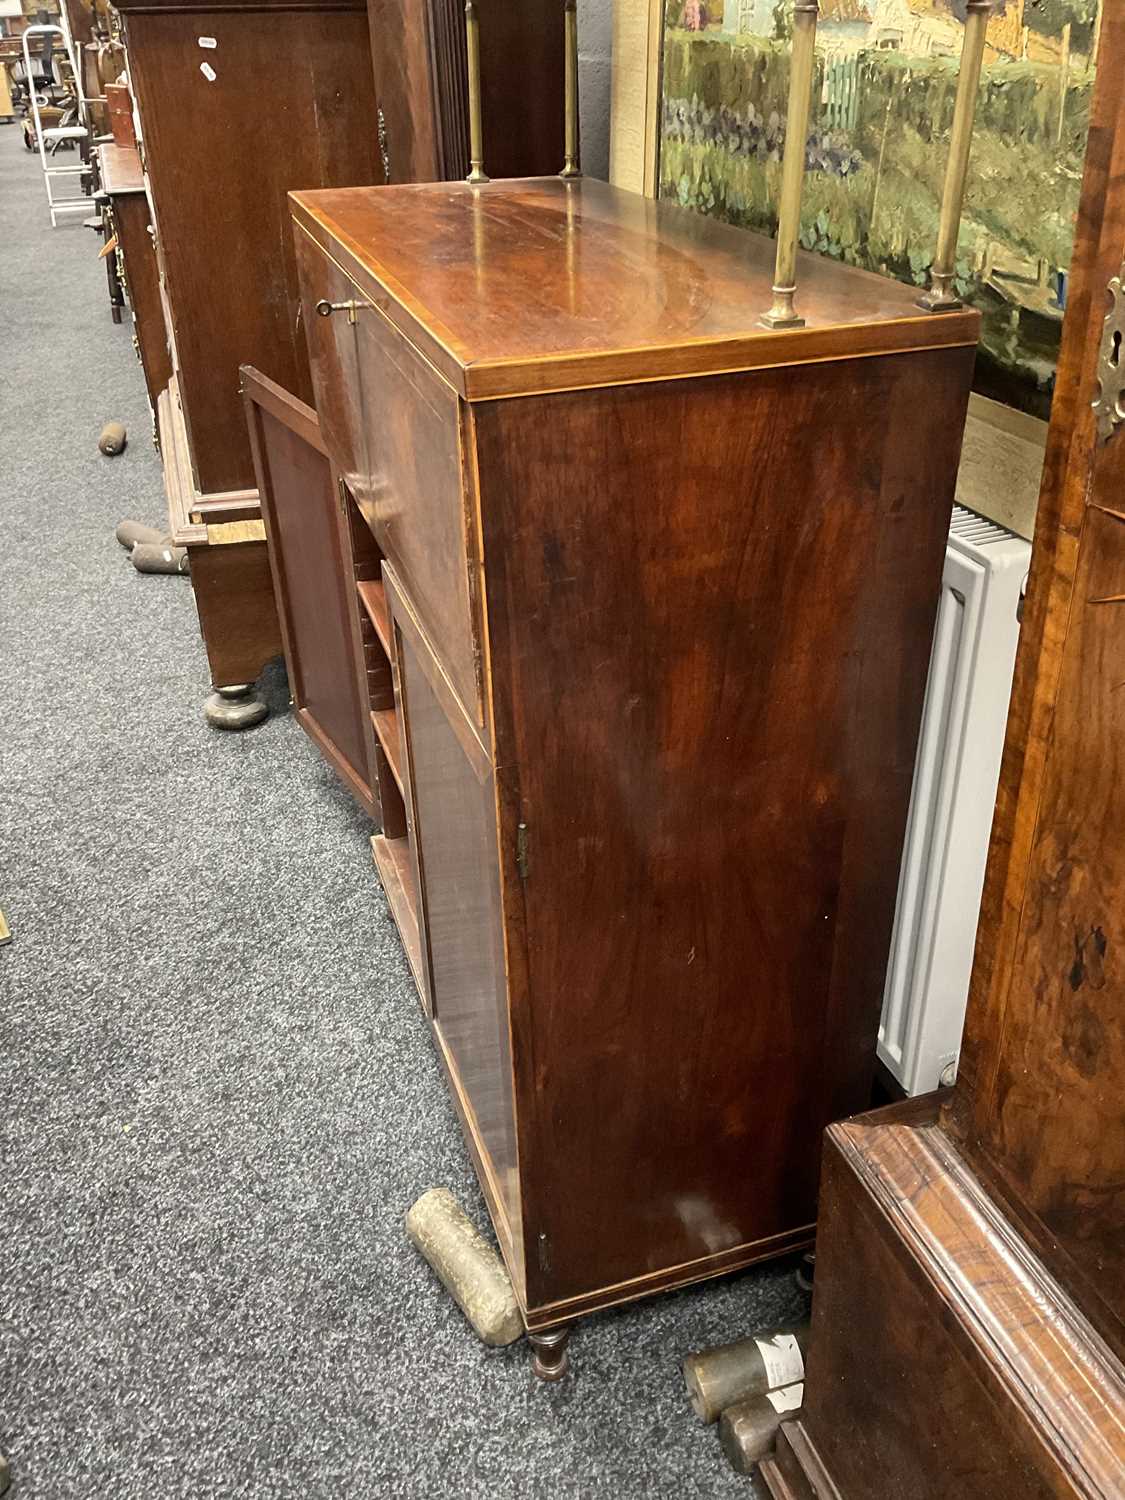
284;176;980;1348
758;16;1125;1497
112;0;381;710
113;0;564;718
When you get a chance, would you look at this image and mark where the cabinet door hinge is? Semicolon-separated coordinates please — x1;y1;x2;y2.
337;476;348;518
516;822;530;881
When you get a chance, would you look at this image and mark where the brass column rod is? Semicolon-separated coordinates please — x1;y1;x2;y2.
560;0;581;179
761;0;819;329
465;0;489;185
919;0;992;310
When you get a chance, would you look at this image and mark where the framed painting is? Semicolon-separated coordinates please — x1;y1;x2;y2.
657;0;1100;418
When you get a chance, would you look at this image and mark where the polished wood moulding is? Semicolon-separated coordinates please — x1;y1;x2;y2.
289;174;980;1334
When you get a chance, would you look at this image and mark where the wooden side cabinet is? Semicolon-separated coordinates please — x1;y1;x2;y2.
288;176;980;1351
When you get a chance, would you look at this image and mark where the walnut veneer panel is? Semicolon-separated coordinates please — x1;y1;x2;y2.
945;3;1125;1359
109;179;172;409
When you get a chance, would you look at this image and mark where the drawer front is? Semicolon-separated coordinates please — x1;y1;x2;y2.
295;225;483;728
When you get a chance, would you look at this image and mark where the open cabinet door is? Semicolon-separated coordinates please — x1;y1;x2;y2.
241;365;377;817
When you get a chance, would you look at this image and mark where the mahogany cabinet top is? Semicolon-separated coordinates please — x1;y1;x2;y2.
98;142;145;196
291;176;979;400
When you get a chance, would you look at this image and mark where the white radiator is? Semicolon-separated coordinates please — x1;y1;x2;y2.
878;505;1031;1097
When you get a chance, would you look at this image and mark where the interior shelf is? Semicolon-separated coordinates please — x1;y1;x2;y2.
370;833;425;996
371;706;404;795
356;577;391;657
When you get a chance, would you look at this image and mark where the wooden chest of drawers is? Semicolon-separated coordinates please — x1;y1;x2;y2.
283;177;979;1338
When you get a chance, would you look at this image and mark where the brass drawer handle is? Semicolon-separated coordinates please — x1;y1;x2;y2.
315;297;370;325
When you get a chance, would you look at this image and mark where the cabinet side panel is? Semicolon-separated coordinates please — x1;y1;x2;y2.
126;7;379;495
475;348;973;1308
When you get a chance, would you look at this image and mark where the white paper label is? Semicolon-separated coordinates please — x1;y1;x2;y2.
199;61;216;81
766;1382;804;1414
197;35;217;47
755;1332;804;1390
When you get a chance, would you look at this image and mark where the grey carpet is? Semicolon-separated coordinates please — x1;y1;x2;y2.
0;125;804;1498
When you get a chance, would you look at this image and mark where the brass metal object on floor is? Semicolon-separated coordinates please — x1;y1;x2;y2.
720;1384;805;1474
0;910;11;947
683;1323;809;1425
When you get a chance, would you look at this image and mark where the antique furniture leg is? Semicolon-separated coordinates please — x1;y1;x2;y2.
186;528;281;732
528;1326;571;1382
203;683;268;731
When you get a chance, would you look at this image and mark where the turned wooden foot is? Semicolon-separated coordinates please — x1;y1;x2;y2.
203;682;268;731
528;1326;571;1382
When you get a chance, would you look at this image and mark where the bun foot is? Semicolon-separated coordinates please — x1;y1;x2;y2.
203;683;268;731
529;1326;571;1382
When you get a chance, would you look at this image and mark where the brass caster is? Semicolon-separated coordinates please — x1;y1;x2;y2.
529;1326;571;1382
203;684;268;731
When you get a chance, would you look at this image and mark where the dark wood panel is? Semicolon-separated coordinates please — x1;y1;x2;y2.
290;179;979;402
387;568;519;1247
242;367;373;811
475;347;972;1309
123;4;380;496
365;0;440;183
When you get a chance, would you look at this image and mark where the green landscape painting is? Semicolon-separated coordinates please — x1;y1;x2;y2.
660;0;1100;415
